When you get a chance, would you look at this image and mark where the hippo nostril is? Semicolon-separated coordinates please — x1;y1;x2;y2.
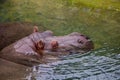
80;34;85;37
77;39;84;44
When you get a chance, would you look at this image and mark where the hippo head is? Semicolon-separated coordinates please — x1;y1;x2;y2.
44;32;94;54
14;30;94;56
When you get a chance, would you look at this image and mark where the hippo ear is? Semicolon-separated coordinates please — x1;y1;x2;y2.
69;32;81;36
33;26;39;32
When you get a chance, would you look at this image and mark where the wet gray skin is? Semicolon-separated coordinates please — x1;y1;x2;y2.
14;31;94;56
44;32;94;55
0;30;94;66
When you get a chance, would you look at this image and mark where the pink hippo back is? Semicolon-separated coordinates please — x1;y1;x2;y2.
14;30;53;55
0;30;54;66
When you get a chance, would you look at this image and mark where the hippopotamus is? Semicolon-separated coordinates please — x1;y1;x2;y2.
0;26;94;66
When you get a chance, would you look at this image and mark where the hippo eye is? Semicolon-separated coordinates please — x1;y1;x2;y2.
77;39;84;44
80;34;84;36
85;36;90;40
80;34;90;40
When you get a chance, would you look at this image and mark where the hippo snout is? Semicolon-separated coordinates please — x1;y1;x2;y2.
84;40;94;50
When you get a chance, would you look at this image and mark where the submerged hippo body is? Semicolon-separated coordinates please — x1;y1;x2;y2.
0;30;94;66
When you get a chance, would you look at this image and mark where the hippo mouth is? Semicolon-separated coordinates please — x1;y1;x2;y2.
69;40;94;53
71;40;94;50
84;40;94;50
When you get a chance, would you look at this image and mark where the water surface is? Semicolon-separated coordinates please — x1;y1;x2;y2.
0;0;120;80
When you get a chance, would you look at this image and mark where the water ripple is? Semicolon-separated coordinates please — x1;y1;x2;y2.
26;48;120;80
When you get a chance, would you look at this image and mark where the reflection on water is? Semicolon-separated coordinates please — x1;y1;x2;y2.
26;47;120;80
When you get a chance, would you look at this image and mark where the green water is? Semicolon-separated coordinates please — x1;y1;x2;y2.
0;0;120;80
0;0;120;48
